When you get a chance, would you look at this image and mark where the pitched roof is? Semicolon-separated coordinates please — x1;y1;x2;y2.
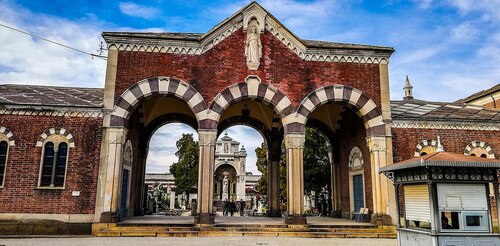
391;99;500;122
456;83;500;103
379;151;500;172
0;84;103;108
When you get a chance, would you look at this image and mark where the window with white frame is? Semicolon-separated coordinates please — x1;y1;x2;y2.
38;134;71;188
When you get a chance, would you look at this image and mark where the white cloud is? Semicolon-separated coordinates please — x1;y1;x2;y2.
412;0;434;9
447;0;500;20
0;1;106;88
450;22;479;43
119;2;162;19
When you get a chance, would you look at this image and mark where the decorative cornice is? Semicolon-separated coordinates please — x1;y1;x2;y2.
391;120;500;131
103;3;392;64
0;107;103;118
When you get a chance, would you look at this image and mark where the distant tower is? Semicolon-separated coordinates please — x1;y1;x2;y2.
403;75;414;100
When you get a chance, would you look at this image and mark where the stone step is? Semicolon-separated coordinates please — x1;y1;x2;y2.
97;225;396;238
97;229;396;238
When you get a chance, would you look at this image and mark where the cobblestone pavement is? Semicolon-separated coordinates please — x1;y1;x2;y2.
0;237;396;246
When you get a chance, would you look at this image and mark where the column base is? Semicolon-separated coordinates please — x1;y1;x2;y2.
285;214;307;225
267;210;282;217
195;213;215;225
100;212;119;223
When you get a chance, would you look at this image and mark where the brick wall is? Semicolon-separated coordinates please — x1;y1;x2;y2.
0;115;102;214
337;110;373;212
113;28;382;109
392;127;500;162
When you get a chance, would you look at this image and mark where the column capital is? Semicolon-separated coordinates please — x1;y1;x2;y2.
284;133;305;149
198;129;217;146
366;135;387;152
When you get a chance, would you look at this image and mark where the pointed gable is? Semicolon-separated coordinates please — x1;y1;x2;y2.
103;2;393;64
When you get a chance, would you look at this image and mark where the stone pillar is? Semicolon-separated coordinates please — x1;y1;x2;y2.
494;183;500;233
236;175;245;201
267;133;282;217
97;127;127;223
284;133;306;225
134;152;147;216
195;129;216;224
367;135;392;224
93;45;119;223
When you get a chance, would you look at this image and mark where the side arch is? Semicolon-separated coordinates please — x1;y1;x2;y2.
414;139;437;157
295;85;385;136
209;78;294;127
111;77;211;128
0;126;15;146
464;141;495;159
36;128;75;148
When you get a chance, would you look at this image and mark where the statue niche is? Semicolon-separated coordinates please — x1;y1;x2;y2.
245;20;262;70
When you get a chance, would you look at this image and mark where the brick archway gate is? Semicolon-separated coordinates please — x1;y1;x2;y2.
95;2;396;225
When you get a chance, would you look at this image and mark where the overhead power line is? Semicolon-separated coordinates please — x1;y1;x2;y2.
0;22;107;60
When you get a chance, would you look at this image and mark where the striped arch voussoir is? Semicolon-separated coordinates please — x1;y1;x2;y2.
0;126;15;146
295;85;384;136
36;128;75;148
210;82;294;124
414;139;437;157
464;141;495;159
110;77;209;128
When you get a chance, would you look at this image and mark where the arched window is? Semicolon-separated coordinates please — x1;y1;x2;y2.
40;142;69;187
464;141;495;159
37;128;73;188
0;141;8;187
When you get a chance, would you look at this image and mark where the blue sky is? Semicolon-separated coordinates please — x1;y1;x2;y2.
1;0;499;173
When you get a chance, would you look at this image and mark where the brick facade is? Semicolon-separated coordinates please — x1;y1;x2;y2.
0;115;102;214
113;28;382;110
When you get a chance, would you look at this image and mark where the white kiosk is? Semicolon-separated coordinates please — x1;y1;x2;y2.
380;151;500;246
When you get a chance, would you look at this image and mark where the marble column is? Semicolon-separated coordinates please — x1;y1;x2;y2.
195;129;216;224
284;133;306;225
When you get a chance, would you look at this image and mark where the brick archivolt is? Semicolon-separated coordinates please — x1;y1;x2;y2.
464;141;495;159
111;77;210;128
414;139;438;157
36;128;75;148
295;85;385;137
209;77;294;127
0;126;15;146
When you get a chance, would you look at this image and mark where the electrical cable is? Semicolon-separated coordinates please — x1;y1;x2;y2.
0;22;107;60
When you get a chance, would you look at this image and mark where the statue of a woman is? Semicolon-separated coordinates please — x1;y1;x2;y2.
245;25;262;69
222;175;228;194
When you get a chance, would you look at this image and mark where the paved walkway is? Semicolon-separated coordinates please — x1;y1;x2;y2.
120;215;372;226
0;237;397;246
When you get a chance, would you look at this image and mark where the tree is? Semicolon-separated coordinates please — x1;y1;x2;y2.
303;128;331;196
169;133;199;196
255;142;287;203
255;128;331;208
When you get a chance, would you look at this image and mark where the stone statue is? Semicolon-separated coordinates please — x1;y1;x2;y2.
224;143;229;153
245;25;262;70
222;175;228;194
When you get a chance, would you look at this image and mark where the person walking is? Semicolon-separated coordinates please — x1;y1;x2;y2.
229;199;236;217
239;199;246;216
223;198;229;216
